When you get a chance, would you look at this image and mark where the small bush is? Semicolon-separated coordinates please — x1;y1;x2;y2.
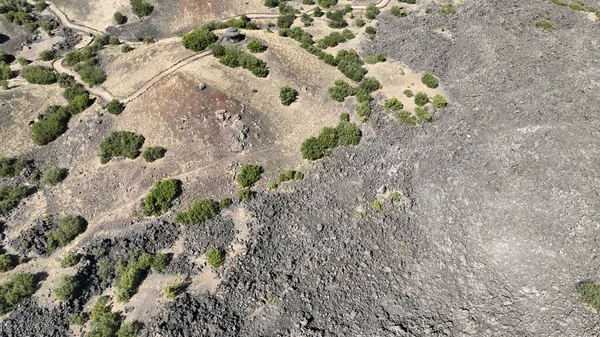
264;0;279;8
301;13;313;26
398;109;417;125
279;86;298;106
0;273;37;315
142;179;181;216
31;107;71;146
151;253;170;272
236;164;263;187
536;18;554;32
39;50;54;61
356;101;371;119
0;61;12;81
175;199;220;224
329;79;357;102
391;6;407;17
326;10;347;28
164;279;183;299
0;157;30;178
340;112;350;122
358;77;381;93
117;322;140;337
131;0;153;17
116;251;155;302
121;44;134;53
313;6;323;17
238;187;254;200
267;181;278;189
432;94;447;108
336;122;361;146
577;280;600;313
355;18;365;27
61;253;80;268
247;40;267;53
403;89;413;97
301;137;327;160
114;11;127;24
21;65;56;84
55;275;78;302
318;0;337;8
414;92;429;106
383;97;403;111
220;197;232;209
365;4;380;19
205;248;224;269
0;254;17;272
47;215;87;250
440;4;456;15
99;131;145;164
142;146;167;162
89;296;119;336
336;49;367;82
399;0;416;3
365;53;386;64
415;106;433;122
318;126;339;149
0;184;33;215
69;312;89;326
109;36;121;45
106;99;126;115
365;26;376;38
372;200;382;211
182;27;218;52
41;166;68;185
421;72;439;89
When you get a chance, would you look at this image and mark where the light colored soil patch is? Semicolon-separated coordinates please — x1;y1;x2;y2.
189;256;220;294
17;35;64;61
32;257;75;307
100;37;195;98
171;0;268;33
226;205;253;259
53;0;131;32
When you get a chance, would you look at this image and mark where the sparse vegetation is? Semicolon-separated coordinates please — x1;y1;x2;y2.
121;44;134;53
142;179;181;216
205;248;225;269
182;26;218;52
391;6;407;17
142;146;167;162
536;18;554;31
55;275;78;302
99;131;145;164
577;280;600;313
372;200;382;211
21;65;56;84
421;72;439;89
441;4;457;15
61;253;80;268
41;166;68;185
46;215;87;250
279;86;298;105
69;312;89;326
247;40;267;53
398;109;417;125
0;273;37;315
236;164;263;187
175;199;221;225
238;187;254;200
107;99;126;115
131;0;153;17
88;296;120;336
39;49;54;61
414;92;429;106
365;53;385;64
432;94;447;108
114;11;127;24
0;156;30;178
318;0;337;8
0;184;34;216
116;251;157;302
164;279;183;299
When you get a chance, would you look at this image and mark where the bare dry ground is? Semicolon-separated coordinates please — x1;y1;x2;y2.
53;0;131;32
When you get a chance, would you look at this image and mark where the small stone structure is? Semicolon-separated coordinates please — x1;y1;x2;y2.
224;28;243;43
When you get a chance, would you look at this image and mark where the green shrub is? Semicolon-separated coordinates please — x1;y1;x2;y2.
114;11;127;24
0;157;30;178
32;107;71;146
142;146;167;162
317;31;347;49
313;6;324;17
39;50;54;61
318;0;337;8
21;65;56;84
383;97;403;111
365;26;376;37
365;4;380;19
441;4;456;14
55;275;78;302
365;53;385;64
264;0;279;8
151;253;170;272
78;64;106;86
403;89;413;97
106;99;126;115
336;122;361;146
220;197;232;209
0;61;12;81
69;93;90;113
301;137;327;160
205;248;224;269
213;47;269;77
301;13;313;26
577;280;600;313
131;0;153;17
328;79;357;102
340;112;350;122
89;296;120;336
355;18;365;27
142;179;181;216
278;170;296;182
97;257;114;281
41;166;68;185
62;82;86;101
536;18;554;31
267;181;277;189
358;77;381;93
61;253;80;268
69;312;89;325
279;86;298;105
238;187;254;200
432;94;447;108
326;10;347;28
391;6;407;17
277;12;295;28
372;200;382;211
236;164;263;187
121;44;134;53
116;251;154;302
182;27;218;52
356;101;371;119
302;0;314;4
109;35;120;45
99;131;145;164
0;254;16;272
0;184;33;215
398;109;417;125
415;106;433;122
0;273;37;315
336;49;367;82
46;215;87;250
175;199;220;224
164;280;183;299
318;126;339;149
414;92;429;106
399;0;416;3
117;322;140;337
425;7;432;13
247;40;267;53
421;72;439;89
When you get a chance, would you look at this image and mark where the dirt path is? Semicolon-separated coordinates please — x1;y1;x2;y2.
47;1;104;36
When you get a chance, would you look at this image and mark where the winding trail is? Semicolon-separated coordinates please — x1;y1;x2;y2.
47;0;391;103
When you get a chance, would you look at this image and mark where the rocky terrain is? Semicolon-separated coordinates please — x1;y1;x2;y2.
1;0;600;336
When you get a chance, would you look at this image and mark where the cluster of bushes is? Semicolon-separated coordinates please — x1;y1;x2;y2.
365;4;380;19
0;184;33;215
0;273;37;315
329;76;380;101
301;121;361;160
398;106;433;125
175;199;221;225
131;0;153;17
99;131;145;164
142;146;167;162
279;86;298;105
316;29;354;49
0;156;30;178
21;65;56;84
41;166;68;186
335;49;367;82
236;164;263;187
365;53;385;64
55;275;79;302
278;170;304;183
46;215;87;251
142;178;181;216
61;252;80;268
211;45;269;77
318;0;337;8
64;35;108;86
247;40;267;53
326;10;347;28
421;72;439;88
205;247;224;269
88;296;140;336
1;0;39;33
391;6;407;17
182;27;218;52
116;251;170;302
278;3;296;29
106;99;126;115
383;97;403;111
